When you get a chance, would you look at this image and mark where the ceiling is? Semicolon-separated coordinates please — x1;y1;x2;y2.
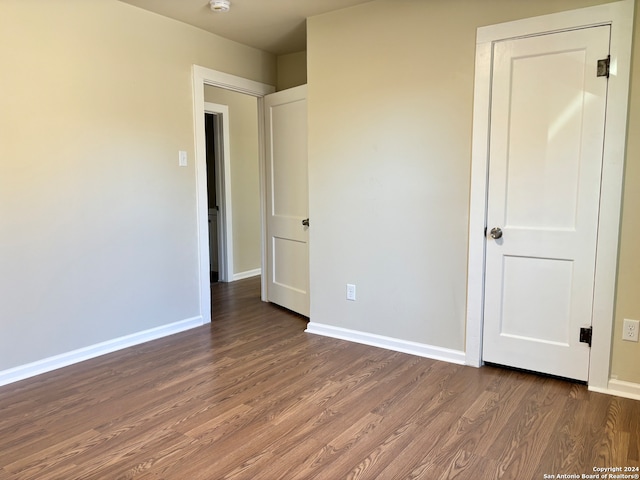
118;0;375;55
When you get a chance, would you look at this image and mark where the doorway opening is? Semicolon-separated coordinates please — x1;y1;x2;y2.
205;112;221;283
192;65;275;324
204;102;233;283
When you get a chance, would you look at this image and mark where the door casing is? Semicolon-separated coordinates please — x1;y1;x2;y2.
192;66;275;324
465;0;634;391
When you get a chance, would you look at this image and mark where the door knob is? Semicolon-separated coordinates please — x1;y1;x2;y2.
302;218;310;227
489;227;503;239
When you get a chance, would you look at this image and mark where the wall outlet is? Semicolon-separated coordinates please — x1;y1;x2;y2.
622;319;639;342
346;284;356;301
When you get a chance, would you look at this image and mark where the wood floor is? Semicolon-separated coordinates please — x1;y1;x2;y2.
1;277;638;479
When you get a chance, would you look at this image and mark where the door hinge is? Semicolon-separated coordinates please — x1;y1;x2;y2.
580;326;593;347
597;55;610;78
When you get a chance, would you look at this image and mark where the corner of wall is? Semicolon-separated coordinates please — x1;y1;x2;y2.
276;51;308;91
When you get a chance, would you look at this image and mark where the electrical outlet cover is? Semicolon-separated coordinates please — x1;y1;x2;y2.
346;284;356;301
622;319;639;342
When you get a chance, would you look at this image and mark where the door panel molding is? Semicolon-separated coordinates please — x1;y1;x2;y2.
465;0;634;389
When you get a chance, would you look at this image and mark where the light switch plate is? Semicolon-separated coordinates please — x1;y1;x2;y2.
178;150;188;167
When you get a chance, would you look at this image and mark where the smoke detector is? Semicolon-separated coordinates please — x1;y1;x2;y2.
210;0;231;12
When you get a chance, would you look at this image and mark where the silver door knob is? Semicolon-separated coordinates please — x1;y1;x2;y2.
489;227;503;239
302;218;310;227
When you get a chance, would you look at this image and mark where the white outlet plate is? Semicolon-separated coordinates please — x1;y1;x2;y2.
346;284;356;301
622;319;639;342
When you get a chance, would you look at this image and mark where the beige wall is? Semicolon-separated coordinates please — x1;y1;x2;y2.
277;51;308;91
307;0;639;383
204;86;261;276
0;0;275;372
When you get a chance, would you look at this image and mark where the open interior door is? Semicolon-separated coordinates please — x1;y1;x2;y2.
264;85;309;316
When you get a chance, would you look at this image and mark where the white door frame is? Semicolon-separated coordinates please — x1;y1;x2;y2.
204;102;232;282
192;65;275;323
465;0;634;391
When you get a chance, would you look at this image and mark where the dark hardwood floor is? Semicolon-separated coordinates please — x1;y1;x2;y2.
0;277;638;479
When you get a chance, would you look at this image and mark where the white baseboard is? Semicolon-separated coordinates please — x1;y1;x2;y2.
589;379;640;401
0;316;204;388
233;268;261;281
305;322;466;365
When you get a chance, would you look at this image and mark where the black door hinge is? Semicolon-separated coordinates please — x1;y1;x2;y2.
597;55;610;78
580;326;593;347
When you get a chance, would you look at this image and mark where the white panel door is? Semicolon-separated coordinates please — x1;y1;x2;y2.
482;27;610;381
264;85;309;316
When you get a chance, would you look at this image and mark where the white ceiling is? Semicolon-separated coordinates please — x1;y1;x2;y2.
118;0;375;55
